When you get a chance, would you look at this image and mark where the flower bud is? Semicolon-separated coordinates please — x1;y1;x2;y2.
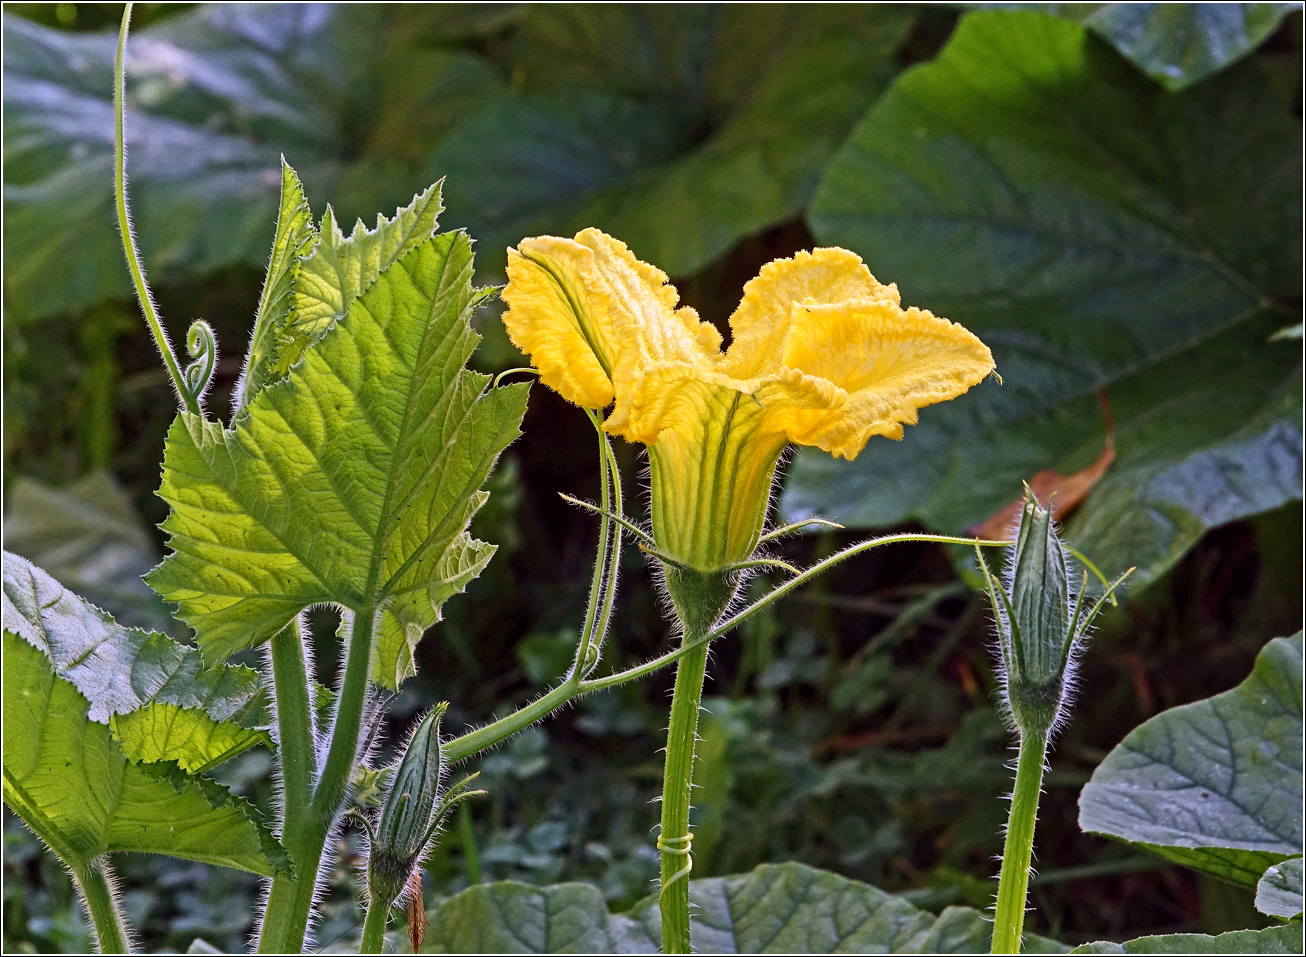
368;704;448;906
984;492;1125;740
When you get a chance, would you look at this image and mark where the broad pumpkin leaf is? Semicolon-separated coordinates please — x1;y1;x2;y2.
146;231;529;687
790;10;1302;587
431;4;915;279
1043;2;1301;91
1079;633;1303;886
419;861;1069;953
1;5;503;322
1071;922;1304;954
1256;857;1304;919
3;629;287;877
1;470;172;632
3;550;267;743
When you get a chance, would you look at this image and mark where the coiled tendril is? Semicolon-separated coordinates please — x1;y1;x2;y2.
182;320;217;405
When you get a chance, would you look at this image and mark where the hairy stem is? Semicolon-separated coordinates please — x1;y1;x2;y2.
658;634;710;955
360;896;388;954
114;3;196;414
259;608;376;953
73;858;132;954
273;620;315;823
443;676;579;764
992;731;1049;954
313;606;377;818
441;534;1010;762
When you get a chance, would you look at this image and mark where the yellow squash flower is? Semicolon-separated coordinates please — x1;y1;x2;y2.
503;229;995;573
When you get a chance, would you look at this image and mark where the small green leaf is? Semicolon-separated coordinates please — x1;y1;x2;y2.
237;160;317;409
791;10;1302;587
1257;857;1304;919
1079;633;1303;886
147;230;528;687
419;861;1069;953
3;630;288;876
1072;3;1299;91
278;180;444;375
1070;922;1304;954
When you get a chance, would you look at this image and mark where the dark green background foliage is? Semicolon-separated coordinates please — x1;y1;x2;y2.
2;3;1301;953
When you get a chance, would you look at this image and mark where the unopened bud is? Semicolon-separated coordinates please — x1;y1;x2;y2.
368;704;448;906
982;492;1127;740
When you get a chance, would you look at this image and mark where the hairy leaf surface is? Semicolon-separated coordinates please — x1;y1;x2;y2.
2;629;287;876
1043;2;1300;91
790;10;1302;587
419;861;1068;953
1;5;500;322
277;181;444;376
3;551;267;738
1072;922;1304;954
238;160;316;409
147;232;528;686
1256;857;1304;919
1079;633;1303;886
432;5;915;279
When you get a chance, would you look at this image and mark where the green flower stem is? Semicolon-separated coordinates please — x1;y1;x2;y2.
72;858;131;954
573;413;613;674
360;896;389;954
259;607;377;953
443;675;580;764
658;633;710;955
442;533;1010;762
992;730;1049;954
114;4;196;415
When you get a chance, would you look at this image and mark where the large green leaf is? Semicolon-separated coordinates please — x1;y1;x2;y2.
1079;633;1303;886
146;231;529;687
1;5;501;322
1;470;171;632
3;550;266;739
430;4;915;279
1256;857;1304;919
3;629;287;876
1071;922;1304;954
790;10;1302;587
1046;3;1301;91
419;861;1069;953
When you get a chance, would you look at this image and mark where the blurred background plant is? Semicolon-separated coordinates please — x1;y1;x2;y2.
3;3;1301;952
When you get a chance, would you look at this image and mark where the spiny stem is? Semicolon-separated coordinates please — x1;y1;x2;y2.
992;731;1049;954
657;633;710;954
73;858;131;954
360;896;389;954
272;619;315;823
259;607;377;953
114;3;196;415
442;676;579;764
313;606;377;817
443;533;1010;759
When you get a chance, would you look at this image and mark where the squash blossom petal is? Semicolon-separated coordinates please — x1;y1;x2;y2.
503;231;995;573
